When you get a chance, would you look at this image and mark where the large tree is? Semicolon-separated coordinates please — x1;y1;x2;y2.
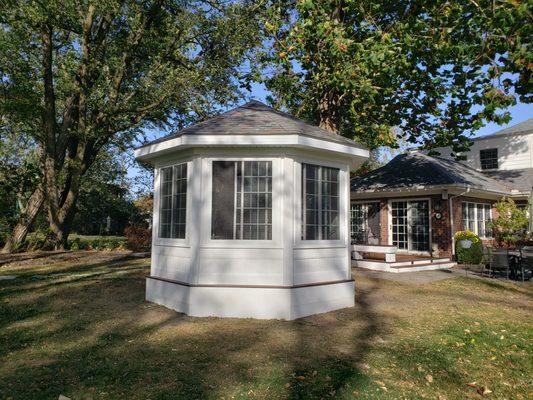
0;0;263;250
263;0;531;150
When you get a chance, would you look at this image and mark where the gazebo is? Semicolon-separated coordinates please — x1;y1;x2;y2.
135;101;368;319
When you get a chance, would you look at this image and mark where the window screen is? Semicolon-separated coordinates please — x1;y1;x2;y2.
302;164;340;240
159;163;187;239
480;148;498;170
211;161;272;240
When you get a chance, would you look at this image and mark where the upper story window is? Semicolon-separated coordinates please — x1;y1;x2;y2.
211;161;272;240
462;202;492;238
480;148;498;170
302;164;340;240
159;163;187;239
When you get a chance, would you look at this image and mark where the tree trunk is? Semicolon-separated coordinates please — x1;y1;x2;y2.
1;186;45;253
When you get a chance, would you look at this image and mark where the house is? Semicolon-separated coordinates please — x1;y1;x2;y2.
350;119;533;266
134;100;369;319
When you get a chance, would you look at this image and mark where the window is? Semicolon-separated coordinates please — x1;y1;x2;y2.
350;202;380;244
480;148;498;170
302;164;340;240
211;161;272;240
159;163;187;239
462;202;492;238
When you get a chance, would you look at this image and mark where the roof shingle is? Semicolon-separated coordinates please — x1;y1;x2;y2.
138;100;365;149
351;152;515;194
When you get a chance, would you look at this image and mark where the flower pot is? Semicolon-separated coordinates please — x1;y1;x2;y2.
459;239;472;249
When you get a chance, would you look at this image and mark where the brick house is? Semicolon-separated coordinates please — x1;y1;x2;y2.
351;119;533;259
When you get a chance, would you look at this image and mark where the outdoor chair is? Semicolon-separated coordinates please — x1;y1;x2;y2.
486;249;510;279
514;247;533;282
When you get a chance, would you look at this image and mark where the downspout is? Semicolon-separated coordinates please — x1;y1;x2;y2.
449;187;471;257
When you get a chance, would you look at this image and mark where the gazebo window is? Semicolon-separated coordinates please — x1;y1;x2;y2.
212;161;272;240
159;163;187;239
302;164;340;240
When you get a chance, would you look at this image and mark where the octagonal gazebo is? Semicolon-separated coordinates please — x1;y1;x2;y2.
134;100;368;319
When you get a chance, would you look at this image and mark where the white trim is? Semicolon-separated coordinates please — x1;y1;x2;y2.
135;134;369;162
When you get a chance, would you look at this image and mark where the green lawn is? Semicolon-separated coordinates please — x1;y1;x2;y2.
0;251;531;399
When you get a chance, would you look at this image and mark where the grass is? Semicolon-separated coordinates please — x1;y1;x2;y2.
0;251;531;399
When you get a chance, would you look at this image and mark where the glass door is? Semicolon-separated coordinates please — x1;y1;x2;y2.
350;202;380;244
391;200;430;252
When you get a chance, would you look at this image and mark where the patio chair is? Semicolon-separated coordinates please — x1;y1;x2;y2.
486;249;510;279
514;247;533;282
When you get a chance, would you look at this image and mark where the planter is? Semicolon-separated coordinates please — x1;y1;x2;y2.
459;239;472;249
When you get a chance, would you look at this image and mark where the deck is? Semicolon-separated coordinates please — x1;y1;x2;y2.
352;252;456;273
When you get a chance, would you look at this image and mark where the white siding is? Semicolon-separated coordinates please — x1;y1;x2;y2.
430;132;533;171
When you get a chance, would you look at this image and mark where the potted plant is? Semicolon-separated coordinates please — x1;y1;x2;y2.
454;231;483;264
455;230;476;249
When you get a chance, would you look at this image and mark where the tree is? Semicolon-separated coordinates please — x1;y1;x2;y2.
1;0;263;250
491;197;529;248
263;0;531;151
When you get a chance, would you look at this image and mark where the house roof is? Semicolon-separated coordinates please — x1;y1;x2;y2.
474;118;533;141
137;100;365;150
351;152;515;195
483;169;533;194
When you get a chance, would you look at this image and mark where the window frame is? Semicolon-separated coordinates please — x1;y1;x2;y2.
211;160;273;241
203;156;281;248
461;201;493;238
154;159;191;247
479;148;498;170
295;159;348;248
350;201;381;244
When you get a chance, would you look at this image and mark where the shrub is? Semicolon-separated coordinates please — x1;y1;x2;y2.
124;226;151;251
454;230;483;264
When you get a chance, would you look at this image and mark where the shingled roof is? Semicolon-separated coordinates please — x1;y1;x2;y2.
351;152;515;194
475;118;533;140
138;100;365;149
484;169;533;194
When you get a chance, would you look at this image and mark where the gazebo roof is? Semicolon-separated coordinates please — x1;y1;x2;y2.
138;100;365;150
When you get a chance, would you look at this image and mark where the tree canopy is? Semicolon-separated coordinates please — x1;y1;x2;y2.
0;0;263;249
263;0;531;151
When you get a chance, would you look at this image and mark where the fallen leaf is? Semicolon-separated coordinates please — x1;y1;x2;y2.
426;375;433;383
467;382;477;388
296;375;305;381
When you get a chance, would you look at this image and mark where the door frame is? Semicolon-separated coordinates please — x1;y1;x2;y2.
387;197;432;255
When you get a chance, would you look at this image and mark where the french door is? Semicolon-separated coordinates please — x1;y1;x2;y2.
390;200;430;252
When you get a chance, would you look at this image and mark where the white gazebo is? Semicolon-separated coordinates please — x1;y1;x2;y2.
134;101;368;319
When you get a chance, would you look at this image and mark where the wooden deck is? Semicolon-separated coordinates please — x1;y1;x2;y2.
353;252;457;273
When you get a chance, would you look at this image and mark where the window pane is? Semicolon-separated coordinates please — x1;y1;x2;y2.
480;148;498;170
159;167;173;238
238;161;272;240
171;163;187;239
302;164;340;240
211;161;236;239
159;164;187;239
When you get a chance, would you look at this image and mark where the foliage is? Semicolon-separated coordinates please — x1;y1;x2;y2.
490;197;529;247
69;235;126;251
455;230;483;264
124;226;152;251
0;0;265;249
263;0;532;151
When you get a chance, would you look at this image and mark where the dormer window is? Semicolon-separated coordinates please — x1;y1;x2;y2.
480;148;498;170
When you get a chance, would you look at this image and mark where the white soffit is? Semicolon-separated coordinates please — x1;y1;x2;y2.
135;134;369;161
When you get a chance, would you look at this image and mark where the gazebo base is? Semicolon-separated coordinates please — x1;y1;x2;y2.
146;277;355;320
